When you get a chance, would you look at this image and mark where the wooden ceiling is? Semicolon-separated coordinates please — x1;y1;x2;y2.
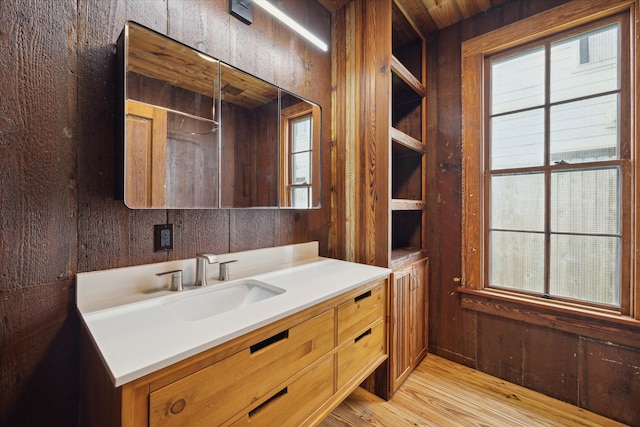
318;0;509;34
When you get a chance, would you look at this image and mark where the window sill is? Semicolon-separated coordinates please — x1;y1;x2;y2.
458;287;640;347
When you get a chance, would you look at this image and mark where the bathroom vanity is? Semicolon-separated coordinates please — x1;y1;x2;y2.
78;243;390;426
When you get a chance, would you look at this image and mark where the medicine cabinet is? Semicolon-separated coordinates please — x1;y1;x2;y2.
116;21;321;209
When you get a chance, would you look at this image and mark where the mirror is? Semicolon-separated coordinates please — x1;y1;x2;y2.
279;90;322;208
117;21;321;209
118;21;220;208
219;63;279;208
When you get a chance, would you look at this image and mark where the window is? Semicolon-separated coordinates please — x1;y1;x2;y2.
288;113;313;207
462;0;636;318
280;100;319;208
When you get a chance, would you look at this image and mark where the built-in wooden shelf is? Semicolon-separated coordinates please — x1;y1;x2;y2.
389;0;427;282
391;71;423;142
391;127;424;152
391;199;426;210
391;56;425;97
391;139;424;202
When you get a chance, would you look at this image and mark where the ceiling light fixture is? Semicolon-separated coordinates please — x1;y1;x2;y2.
253;0;328;52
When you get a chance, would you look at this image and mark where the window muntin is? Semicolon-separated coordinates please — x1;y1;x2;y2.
486;19;624;309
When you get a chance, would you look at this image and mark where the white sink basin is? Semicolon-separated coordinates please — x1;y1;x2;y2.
164;280;285;321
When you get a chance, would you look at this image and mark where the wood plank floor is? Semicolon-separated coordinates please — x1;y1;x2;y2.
320;355;627;427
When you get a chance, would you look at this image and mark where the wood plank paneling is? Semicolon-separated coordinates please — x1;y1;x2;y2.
0;0;78;289
229;210;277;252
428;22;477;366
80;325;123;427
331;2;353;261
394;0;511;36
0;281;77;427
322;0;510;34
167;0;231;63
332;0;391;266
369;0;392;267
477;313;524;384
2;1;331;426
580;340;640;426
523;325;578;405
76;0;331;272
273;1;332;252
168;210;230;260
423;0;465;29
318;0;350;14
0;0;78;425
428;1;639;425
77;0;168;272
276;210;311;247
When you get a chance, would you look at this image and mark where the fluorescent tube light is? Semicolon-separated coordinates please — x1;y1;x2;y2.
254;0;328;52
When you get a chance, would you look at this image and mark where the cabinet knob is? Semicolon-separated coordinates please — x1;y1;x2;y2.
170;398;186;414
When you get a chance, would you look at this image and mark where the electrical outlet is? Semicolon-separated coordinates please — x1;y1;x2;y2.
154;224;174;252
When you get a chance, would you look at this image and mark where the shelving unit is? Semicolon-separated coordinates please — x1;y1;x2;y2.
389;0;427;269
386;0;429;397
333;0;429;399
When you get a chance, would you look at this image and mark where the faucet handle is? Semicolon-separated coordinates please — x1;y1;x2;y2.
218;260;238;281
197;253;218;264
156;270;184;292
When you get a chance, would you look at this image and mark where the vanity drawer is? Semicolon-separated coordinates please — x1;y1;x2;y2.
337;280;385;344
230;356;334;427
336;320;385;390
149;309;335;427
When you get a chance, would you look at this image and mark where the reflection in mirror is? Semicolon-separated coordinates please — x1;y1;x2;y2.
120;22;220;208
219;63;280;208
280;91;321;208
117;22;322;209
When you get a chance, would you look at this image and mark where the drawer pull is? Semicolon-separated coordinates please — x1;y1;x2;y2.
249;387;288;418
354;290;372;302
354;328;372;343
250;330;289;354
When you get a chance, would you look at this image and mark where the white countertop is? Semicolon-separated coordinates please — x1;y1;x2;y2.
77;243;390;387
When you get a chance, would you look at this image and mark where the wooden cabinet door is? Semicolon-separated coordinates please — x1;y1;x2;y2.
388;258;429;396
389;265;412;393
410;258;428;366
125;100;167;207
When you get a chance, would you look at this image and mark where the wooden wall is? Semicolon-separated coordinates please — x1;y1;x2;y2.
330;0;391;266
426;1;640;425
220;99;279;207
0;1;331;426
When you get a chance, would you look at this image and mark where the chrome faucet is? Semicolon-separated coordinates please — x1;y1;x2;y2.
195;253;218;286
